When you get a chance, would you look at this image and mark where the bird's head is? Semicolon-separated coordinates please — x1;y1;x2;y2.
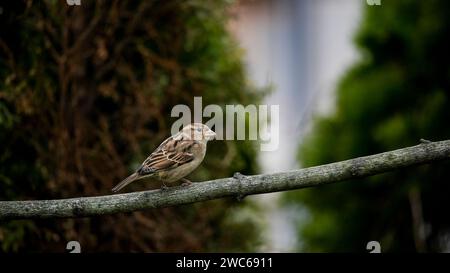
176;123;216;142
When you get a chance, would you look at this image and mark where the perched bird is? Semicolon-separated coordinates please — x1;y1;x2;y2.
112;123;216;192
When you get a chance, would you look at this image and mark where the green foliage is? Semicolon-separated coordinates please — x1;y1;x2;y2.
285;0;450;252
0;0;264;252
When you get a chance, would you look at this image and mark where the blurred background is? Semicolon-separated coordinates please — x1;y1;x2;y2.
1;0;449;252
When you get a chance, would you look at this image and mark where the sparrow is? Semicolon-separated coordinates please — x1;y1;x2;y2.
112;123;216;192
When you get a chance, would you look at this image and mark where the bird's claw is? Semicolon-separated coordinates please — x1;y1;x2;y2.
181;178;192;187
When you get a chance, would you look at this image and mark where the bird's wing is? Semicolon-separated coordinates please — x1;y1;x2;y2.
137;136;197;175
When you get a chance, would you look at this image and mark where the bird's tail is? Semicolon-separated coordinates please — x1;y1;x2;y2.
112;173;141;193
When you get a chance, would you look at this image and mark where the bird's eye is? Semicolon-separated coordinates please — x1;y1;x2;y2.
196;128;202;132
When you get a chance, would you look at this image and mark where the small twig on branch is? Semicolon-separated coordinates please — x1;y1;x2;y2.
420;138;432;144
1;139;450;220
233;172;248;201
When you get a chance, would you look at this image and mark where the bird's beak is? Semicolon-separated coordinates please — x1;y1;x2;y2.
205;129;216;140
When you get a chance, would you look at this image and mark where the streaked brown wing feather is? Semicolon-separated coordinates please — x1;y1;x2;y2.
138;136;195;175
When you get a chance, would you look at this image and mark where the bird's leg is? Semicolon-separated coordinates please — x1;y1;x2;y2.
160;182;169;191
181;178;192;187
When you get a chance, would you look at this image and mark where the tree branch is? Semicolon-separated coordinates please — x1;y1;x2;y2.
1;139;450;220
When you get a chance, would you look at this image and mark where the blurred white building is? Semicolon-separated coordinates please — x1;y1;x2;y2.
229;0;362;251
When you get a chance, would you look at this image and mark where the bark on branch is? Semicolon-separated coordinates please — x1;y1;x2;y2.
1;139;450;220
